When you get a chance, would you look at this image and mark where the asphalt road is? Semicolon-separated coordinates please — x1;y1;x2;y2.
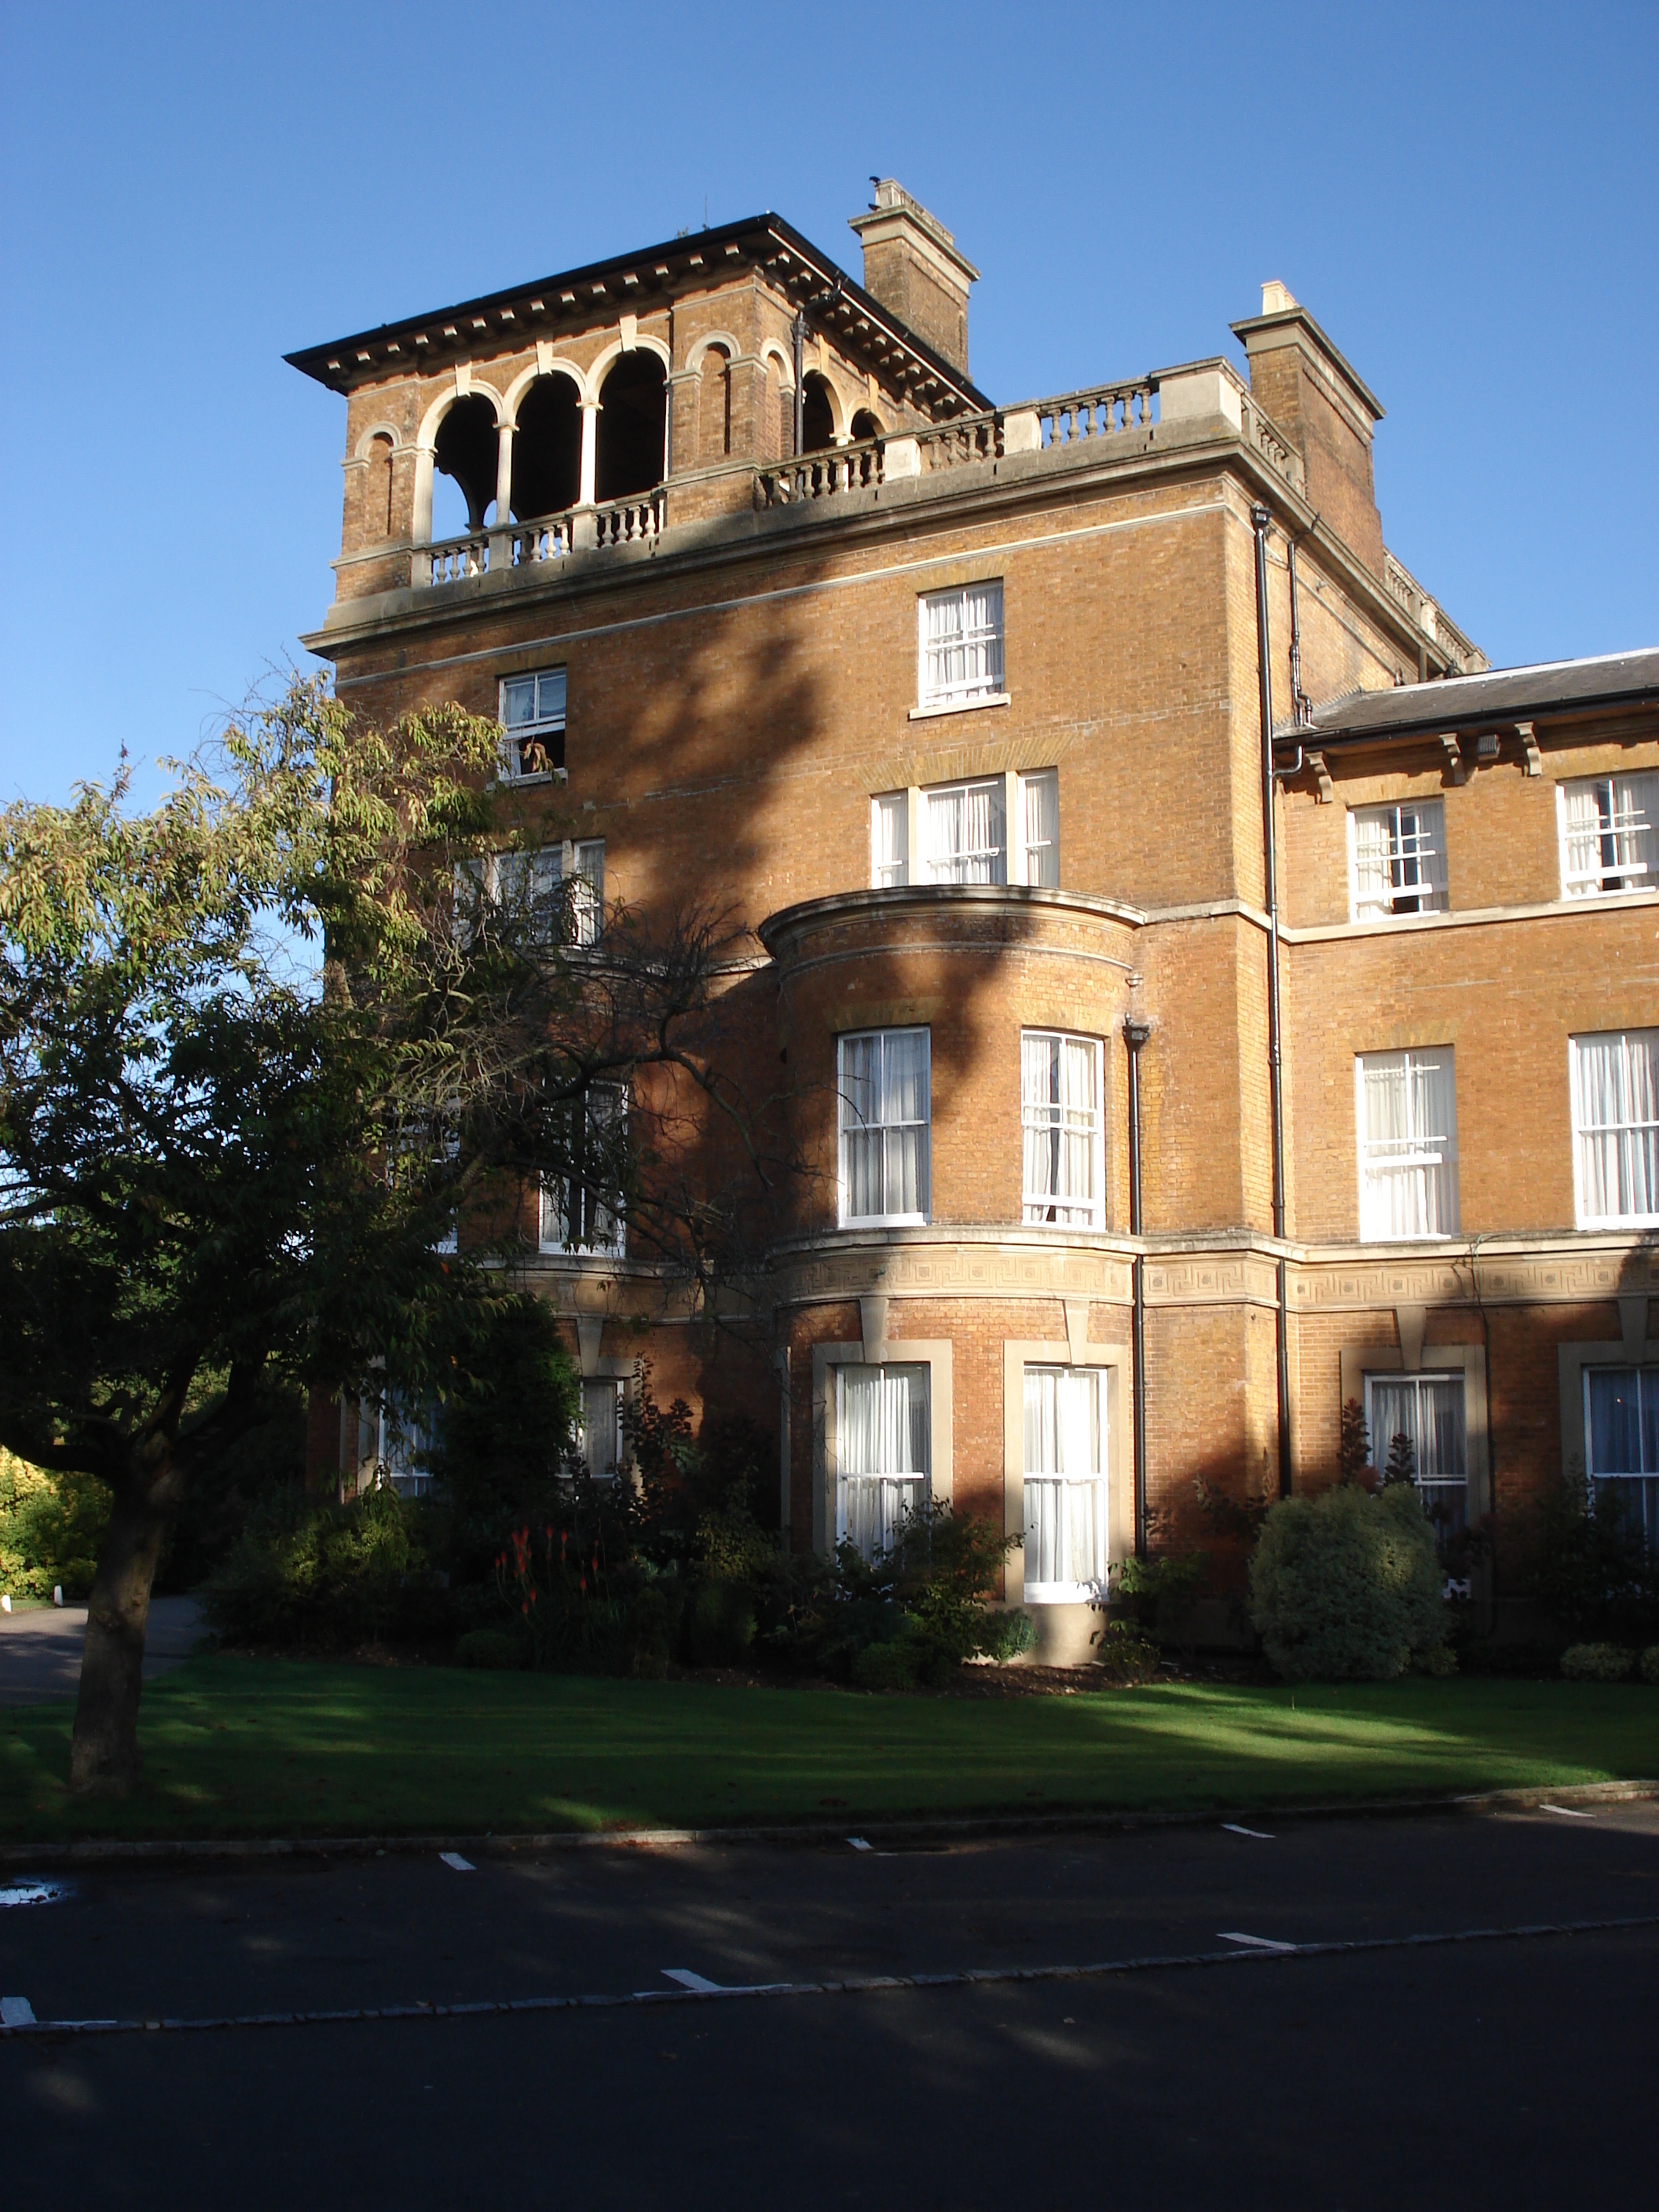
5;1802;1656;2207
0;1595;203;1707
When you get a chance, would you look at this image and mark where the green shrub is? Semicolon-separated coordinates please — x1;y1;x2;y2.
1250;1481;1447;1682
851;1618;958;1693
1527;1473;1659;1646
625;1584;678;1679
686;1578;757;1668
1092;1621;1160;1683
202;1485;449;1647
1415;1642;1459;1677
0;1449;108;1601
454;1628;527;1670
1640;1645;1659;1686
1113;1551;1209;1646
1560;1642;1635;1682
976;1608;1037;1663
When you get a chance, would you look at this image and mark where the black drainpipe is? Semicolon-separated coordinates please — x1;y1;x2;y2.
1125;1015;1151;1557
1251;504;1294;1499
792;310;805;457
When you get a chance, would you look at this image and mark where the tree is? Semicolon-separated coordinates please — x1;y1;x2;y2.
0;679;771;1791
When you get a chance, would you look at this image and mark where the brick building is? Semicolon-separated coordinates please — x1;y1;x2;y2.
291;182;1658;1654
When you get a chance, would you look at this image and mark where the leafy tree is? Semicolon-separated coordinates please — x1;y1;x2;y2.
0;679;771;1791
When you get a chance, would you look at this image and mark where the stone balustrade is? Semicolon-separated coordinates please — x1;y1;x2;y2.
418;491;661;585
1384;551;1485;673
756;441;885;507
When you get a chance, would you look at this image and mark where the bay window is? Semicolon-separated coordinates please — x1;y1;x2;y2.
1022;1366;1108;1600
1356;1049;1459;1240
838;1028;930;1225
837;1363;929;1561
1021;1031;1103;1227
1570;1028;1659;1227
869;769;1058;889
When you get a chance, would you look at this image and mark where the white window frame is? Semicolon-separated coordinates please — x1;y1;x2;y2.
833;1362;931;1562
498;667;567;783
1363;1370;1470;1531
868;769;1058;890
540;1082;628;1258
1021;1364;1108;1603
1569;1028;1659;1229
466;839;604;947
1347;800;1448;921
837;1027;931;1228
377;1398;434;1499
1020;1031;1104;1229
1557;771;1659;899
915;580;1006;713
1355;1047;1459;1241
575;1377;625;1483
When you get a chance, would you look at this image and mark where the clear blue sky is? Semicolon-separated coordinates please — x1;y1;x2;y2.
2;0;1654;808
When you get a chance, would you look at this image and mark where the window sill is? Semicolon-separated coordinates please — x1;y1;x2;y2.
1577;1215;1659;1232
1023;1584;1103;1606
837;1214;930;1231
493;767;567;790
907;693;1011;723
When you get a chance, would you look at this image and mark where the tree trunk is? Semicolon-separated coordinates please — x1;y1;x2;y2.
68;1470;173;1794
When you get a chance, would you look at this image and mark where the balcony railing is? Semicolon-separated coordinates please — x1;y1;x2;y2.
418;490;661;586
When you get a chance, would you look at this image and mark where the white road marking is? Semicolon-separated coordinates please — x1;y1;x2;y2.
5;1914;1656;2041
439;1851;476;1870
1221;1823;1275;1840
848;1837;873;1851
1;1997;36;2026
1539;1804;1595;1820
0;1880;71;1909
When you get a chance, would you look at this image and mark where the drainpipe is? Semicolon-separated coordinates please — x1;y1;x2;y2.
1251;504;1294;1499
1124;1016;1151;1558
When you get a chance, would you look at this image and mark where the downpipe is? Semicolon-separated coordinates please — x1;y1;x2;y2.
1125;1016;1151;1557
1251;504;1293;1499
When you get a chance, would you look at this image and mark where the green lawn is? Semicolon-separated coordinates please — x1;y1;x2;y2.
2;1657;1655;1846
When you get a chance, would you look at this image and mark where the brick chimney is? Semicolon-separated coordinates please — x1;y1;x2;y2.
848;180;978;375
1231;283;1386;577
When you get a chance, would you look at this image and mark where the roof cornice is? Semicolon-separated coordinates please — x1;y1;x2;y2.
284;212;992;415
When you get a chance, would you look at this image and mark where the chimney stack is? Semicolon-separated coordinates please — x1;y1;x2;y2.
848;180;978;375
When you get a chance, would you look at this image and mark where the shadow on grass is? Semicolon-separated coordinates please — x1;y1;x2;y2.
2;1659;1654;1846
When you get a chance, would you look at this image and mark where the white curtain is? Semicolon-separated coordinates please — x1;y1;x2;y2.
1573;1030;1659;1223
1368;1374;1467;1529
840;1030;929;1221
871;793;908;888
1021;769;1059;887
1022;1033;1100;1225
838;1364;929;1560
1562;773;1659;895
1358;1049;1459;1238
923;583;1004;705
926;778;1005;884
1023;1368;1106;1594
579;1379;622;1481
571;839;604;946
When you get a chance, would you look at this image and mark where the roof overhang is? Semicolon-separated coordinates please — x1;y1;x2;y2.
1292;648;1659;747
284;212;993;416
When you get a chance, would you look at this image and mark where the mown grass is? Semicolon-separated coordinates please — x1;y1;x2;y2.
2;1656;1654;1845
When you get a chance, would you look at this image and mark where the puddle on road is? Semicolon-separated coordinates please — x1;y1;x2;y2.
0;1879;73;1909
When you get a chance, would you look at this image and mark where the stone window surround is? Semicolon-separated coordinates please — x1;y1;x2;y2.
1002;1313;1130;1609
1555;1295;1658;1485
811;1297;952;1555
1339;1309;1489;1521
